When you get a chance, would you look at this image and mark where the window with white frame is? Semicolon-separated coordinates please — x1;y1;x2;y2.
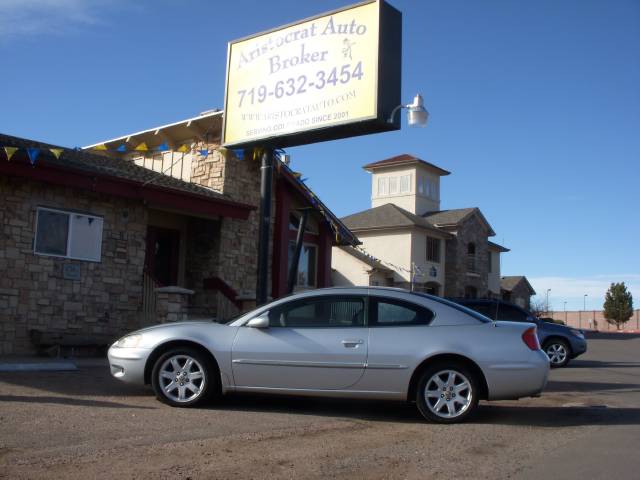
377;177;388;196
400;174;411;193
388;176;398;194
34;207;104;261
418;176;424;194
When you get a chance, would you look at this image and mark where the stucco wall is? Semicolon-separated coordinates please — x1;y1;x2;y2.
330;247;373;287
356;230;412;283
487;248;502;295
0;176;147;355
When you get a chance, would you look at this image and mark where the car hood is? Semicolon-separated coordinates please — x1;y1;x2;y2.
541;321;575;334
128;320;218;336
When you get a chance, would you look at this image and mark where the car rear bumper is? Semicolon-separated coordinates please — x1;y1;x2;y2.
107;345;152;385
485;350;550;400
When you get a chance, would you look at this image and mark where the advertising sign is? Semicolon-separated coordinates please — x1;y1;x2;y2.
222;0;401;148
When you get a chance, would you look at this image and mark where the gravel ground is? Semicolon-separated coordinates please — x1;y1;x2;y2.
1;333;639;479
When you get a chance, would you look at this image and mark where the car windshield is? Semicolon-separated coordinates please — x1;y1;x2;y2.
410;292;493;324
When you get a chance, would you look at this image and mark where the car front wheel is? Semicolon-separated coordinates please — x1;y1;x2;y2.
151;347;216;407
416;363;479;423
544;340;571;368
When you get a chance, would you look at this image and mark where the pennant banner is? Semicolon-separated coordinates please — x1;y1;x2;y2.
134;142;148;152
26;147;40;165
4;146;18;161
49;148;63;159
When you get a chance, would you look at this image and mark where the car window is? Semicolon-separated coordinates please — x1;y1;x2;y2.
372;297;434;326
496;304;529;322
269;296;365;328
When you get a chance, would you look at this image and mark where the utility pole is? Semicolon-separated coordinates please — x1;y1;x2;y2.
256;149;274;306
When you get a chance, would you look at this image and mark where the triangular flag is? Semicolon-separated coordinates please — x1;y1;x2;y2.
49;148;63;159
157;142;169;152
27;147;40;165
218;146;230;159
233;149;244;160
177;144;190;153
116;144;127;152
134;142;148;151
92;144;108;151
199;149;209;158
4;146;18;161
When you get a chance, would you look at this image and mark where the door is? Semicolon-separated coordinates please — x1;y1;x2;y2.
145;226;180;286
232;295;367;390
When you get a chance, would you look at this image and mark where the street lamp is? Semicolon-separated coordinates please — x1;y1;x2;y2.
564;301;567;323
388;94;429;127
583;294;588;311
545;288;551;314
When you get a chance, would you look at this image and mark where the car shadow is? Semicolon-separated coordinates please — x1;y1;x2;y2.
545;379;640;393
472;404;640;427
0;394;155;410
200;394;640;427
566;359;640;369
0;368;151;398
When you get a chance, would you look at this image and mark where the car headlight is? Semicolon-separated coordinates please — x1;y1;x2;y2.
569;329;585;339
114;334;143;348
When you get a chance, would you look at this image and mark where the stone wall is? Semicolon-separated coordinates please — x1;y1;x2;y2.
190;145;273;303
443;214;490;298
504;282;533;310
0;176;147;355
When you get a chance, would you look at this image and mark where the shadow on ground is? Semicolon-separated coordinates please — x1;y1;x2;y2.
194;393;640;427
567;359;640;369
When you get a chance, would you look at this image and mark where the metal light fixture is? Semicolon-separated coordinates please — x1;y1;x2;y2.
388;93;429;127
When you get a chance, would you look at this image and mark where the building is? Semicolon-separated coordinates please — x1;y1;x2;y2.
500;276;536;310
332;154;514;299
0;112;357;355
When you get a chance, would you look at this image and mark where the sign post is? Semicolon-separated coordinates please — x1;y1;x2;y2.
222;0;402;304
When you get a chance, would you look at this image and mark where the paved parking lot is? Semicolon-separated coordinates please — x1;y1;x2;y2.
1;333;639;479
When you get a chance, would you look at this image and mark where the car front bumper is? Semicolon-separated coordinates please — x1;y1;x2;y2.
107;345;153;385
570;336;588;358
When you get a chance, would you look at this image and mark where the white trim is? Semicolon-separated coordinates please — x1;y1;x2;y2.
82;111;223;148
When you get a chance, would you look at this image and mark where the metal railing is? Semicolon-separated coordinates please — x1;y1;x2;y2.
142;270;161;324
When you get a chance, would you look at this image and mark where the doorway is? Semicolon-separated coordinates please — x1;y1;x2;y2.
145;226;180;286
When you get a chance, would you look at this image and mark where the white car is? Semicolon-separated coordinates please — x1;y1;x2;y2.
108;287;549;423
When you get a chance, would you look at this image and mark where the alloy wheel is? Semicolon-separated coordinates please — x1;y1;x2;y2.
424;370;473;419
545;343;568;366
158;354;206;403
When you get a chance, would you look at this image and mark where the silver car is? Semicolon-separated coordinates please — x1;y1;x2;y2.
108;287;549;423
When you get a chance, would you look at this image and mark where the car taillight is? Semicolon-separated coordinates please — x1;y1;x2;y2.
522;327;540;351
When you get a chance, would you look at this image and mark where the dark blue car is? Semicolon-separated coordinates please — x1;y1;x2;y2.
452;298;587;367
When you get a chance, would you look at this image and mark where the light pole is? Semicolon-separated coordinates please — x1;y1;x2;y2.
564;301;567;323
545;289;551;314
583;294;588;311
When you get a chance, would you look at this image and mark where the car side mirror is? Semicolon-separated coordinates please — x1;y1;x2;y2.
247;314;269;328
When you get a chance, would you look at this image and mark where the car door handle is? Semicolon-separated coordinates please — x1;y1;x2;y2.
342;339;364;348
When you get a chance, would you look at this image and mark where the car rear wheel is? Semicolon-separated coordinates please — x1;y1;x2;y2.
544;339;570;368
151;347;217;407
416;363;479;423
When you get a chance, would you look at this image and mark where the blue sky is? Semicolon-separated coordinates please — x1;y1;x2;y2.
1;0;638;310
